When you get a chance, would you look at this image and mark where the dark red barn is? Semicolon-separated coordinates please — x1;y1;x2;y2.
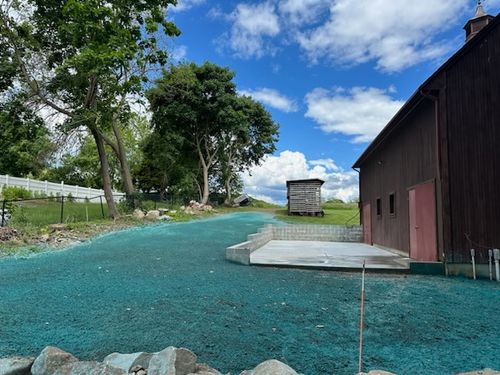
353;5;500;276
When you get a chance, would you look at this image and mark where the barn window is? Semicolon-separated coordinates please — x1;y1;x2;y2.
376;198;382;216
389;193;395;215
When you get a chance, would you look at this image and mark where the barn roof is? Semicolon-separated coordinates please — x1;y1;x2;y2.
353;13;500;169
286;178;325;186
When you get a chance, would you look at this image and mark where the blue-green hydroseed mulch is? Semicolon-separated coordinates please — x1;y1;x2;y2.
0;212;499;375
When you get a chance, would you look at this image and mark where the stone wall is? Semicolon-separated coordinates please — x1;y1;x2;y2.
272;224;362;242
226;224;363;265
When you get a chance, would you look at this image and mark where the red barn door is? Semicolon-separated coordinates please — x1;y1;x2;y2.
363;203;372;245
408;181;437;261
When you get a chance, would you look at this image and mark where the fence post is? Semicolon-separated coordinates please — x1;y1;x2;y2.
27;178;30;191
1;199;6;227
60;181;64;196
60;195;65;224
45;180;48;195
100;196;105;219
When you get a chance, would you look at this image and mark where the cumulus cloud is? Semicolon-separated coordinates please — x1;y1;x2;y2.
171;45;188;61
278;0;329;25
305;86;404;143
216;2;281;58
171;0;206;12
214;0;477;71
242;150;359;204
240;88;298;112
296;0;469;71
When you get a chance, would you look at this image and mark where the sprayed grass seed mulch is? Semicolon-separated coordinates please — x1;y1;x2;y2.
0;213;498;374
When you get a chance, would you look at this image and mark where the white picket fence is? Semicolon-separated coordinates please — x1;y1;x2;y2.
0;174;125;202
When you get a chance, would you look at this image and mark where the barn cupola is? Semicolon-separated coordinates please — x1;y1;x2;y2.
464;0;494;42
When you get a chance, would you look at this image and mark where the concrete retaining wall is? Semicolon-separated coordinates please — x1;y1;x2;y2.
226;224;363;265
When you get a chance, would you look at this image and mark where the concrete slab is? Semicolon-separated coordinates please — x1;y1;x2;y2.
250;240;410;270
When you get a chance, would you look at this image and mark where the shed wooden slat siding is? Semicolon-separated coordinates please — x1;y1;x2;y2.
287;179;324;215
353;13;500;264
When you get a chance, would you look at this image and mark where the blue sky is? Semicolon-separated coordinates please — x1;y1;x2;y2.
166;0;500;203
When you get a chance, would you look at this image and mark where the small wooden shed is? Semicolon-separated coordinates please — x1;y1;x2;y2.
286;179;324;216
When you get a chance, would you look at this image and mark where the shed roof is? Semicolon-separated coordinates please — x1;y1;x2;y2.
353;13;500;169
286;179;325;186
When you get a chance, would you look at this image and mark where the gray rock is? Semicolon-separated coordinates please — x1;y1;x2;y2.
0;356;34;375
456;370;500;375
188;363;221;375
174;348;196;375
31;347;78;375
146;210;160;220
241;360;297;375
103;352;152;373
148;347;197;375
148;347;176;375
52;361;126;375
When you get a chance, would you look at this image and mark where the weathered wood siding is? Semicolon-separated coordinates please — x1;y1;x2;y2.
443;24;500;263
360;99;438;254
287;181;323;214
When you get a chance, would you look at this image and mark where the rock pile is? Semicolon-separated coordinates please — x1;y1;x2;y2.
0;227;18;241
1;346;498;375
180;201;214;215
133;209;172;222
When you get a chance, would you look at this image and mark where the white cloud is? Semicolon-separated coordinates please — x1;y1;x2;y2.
240;88;298;113
296;0;469;72
171;45;188;61
242;150;359;204
171;0;205;12
305;86;404;143
278;0;329;25
221;2;281;59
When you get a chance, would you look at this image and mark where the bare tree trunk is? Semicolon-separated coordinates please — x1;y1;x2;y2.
111;121;135;197
201;164;209;205
90;127;119;219
224;177;232;206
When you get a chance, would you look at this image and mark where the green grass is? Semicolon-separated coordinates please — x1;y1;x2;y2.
274;207;360;225
219;199;360;225
7;200;109;227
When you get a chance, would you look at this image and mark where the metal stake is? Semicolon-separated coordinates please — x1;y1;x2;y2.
494;249;500;282
488;249;493;281
1;199;6;227
60;195;65;224
470;249;476;280
358;260;366;374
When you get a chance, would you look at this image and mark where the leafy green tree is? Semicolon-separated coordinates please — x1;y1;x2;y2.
148;62;276;205
43;114;150;190
217;95;278;205
0;96;54;177
0;0;180;218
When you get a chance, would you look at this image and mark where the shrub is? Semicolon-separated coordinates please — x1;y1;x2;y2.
1;186;33;200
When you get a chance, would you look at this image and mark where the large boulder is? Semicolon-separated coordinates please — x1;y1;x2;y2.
0;356;34;375
52;361;126;375
240;360;298;375
31;347;78;375
103;352;153;373
187;363;222;375
148;347;197;375
456;370;500;375
146;210;160;221
133;209;145;220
